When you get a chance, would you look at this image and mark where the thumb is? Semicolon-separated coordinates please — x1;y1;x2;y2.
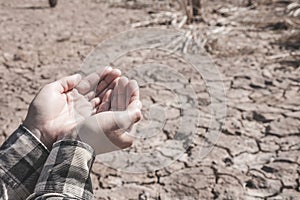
113;108;142;131
91;100;142;134
113;100;142;130
55;74;82;93
93;108;141;134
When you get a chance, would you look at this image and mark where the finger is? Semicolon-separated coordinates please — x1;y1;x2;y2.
55;74;82;93
117;77;128;111
111;79;119;111
96;68;121;95
97;77;118;100
113;108;142;130
99;66;114;79
127;100;142;113
126;80;139;107
94;109;141;133
90;97;101;108
76;66;112;95
85;91;96;101
97;89;112;112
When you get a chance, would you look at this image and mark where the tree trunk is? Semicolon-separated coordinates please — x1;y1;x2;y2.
191;0;201;16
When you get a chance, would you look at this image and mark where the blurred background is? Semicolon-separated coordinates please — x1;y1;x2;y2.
0;0;300;199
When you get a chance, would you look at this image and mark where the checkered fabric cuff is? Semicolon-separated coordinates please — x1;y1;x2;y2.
32;140;95;199
0;125;49;199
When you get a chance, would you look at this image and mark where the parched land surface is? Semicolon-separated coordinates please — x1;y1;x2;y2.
0;0;300;199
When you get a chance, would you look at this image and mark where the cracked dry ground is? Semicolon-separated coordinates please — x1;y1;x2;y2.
0;0;299;199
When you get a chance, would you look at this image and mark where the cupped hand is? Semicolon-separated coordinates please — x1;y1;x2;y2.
78;77;142;154
23;67;121;149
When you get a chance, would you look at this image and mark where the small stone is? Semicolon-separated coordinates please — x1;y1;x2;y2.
262;68;273;79
250;76;266;88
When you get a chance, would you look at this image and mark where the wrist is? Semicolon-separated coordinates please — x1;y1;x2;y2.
56;128;80;141
22;120;53;150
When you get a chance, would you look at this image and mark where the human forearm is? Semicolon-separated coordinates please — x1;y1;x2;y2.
28;140;95;200
0;126;49;200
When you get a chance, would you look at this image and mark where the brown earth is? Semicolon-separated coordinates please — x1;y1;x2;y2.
0;0;300;199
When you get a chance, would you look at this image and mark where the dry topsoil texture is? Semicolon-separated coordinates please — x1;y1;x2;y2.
0;0;300;199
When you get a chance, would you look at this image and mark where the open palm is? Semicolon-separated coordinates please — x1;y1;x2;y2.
78;77;142;154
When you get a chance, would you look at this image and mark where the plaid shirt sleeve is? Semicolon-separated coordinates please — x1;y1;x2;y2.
27;140;95;200
0;125;50;200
